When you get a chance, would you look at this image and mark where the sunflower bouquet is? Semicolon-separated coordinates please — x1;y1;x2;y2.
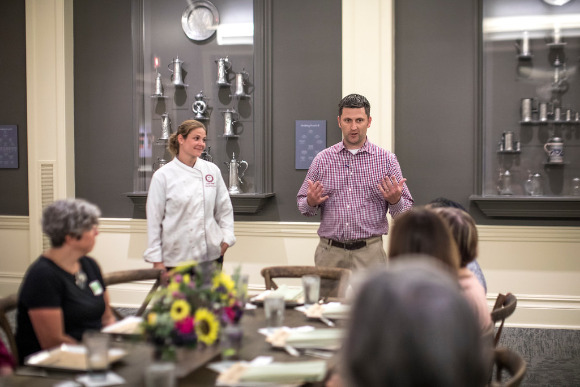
141;261;245;361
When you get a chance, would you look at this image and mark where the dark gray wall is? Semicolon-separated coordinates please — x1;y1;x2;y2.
394;0;579;226
236;0;342;221
0;0;28;216
74;0;135;218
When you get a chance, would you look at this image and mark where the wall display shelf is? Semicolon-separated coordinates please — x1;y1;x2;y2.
127;0;275;214
472;0;580;218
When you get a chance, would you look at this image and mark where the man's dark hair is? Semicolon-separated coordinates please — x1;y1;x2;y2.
428;197;467;212
339;94;370;117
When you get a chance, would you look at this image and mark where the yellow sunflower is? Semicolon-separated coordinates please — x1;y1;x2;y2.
170;299;191;321
167;279;180;293
194;308;220;345
147;312;157;325
212;272;236;298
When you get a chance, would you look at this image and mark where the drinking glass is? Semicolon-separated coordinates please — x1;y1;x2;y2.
264;293;285;330
145;362;176;387
83;331;110;380
302;275;321;307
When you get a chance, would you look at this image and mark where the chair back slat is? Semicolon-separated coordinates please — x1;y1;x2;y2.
103;269;163;319
260;266;351;299
0;293;18;365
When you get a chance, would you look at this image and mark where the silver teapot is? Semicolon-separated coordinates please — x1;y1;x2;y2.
224;153;248;194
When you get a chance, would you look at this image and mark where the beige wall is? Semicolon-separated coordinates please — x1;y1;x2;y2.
4;0;578;330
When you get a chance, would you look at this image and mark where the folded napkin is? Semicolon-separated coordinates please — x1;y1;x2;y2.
252;285;304;302
320;303;351;319
101;316;143;334
267;328;344;350
217;361;327;385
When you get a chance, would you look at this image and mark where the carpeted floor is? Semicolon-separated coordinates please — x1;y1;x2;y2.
3;309;578;385
498;327;580;386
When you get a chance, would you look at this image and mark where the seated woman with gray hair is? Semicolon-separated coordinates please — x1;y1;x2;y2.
336;258;488;387
16;199;115;364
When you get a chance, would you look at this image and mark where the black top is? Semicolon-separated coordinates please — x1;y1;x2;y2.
15;256;106;364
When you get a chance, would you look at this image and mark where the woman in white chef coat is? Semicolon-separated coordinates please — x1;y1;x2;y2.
144;119;236;270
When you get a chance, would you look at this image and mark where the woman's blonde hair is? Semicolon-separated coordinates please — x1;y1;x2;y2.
167;119;206;156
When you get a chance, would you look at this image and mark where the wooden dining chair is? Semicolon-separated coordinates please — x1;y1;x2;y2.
0;293;18;365
260;266;352;299
489;347;527;387
103;268;163;320
490;292;517;347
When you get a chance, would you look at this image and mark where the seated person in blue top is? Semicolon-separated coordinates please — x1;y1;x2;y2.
16;199;116;364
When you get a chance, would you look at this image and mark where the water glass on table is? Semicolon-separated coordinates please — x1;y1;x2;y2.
145;362;176;387
83;330;110;380
302;275;321;308
264;293;285;330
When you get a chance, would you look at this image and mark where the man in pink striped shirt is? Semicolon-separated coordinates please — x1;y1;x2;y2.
297;94;413;271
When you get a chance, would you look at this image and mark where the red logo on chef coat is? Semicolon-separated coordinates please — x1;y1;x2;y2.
205;174;215;187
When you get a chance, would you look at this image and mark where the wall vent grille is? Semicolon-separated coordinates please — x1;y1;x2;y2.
40;163;55;251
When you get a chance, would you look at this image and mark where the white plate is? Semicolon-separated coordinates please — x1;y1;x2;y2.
25;344;127;371
181;0;219;41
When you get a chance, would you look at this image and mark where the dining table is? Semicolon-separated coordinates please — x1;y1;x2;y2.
0;305;344;386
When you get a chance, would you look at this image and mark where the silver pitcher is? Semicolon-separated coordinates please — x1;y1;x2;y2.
153;157;169;171
525;173;543;197
224;153;248;194
216;56;232;86
501;131;515;152
160;113;171;140
497;170;513;195
520;98;534;122
168;56;187;87
222;109;238;136
233;70;249;97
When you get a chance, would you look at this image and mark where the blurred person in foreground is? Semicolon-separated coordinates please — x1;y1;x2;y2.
388;207;491;331
15;199;116;364
144;120;235;271
329;258;487;387
432;206;491;330
427;197;487;292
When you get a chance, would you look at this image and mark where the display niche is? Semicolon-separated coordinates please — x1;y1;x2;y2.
471;0;580;218
126;0;274;216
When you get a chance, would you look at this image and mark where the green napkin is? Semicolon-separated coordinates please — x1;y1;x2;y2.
285;328;345;349
240;360;327;383
272;285;303;301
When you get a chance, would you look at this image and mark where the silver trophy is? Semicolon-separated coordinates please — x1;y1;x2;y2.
222;109;238;136
168;56;188;87
224;153;248;194
216;56;232;86
231;69;250;98
192;91;209;121
159;113;171;141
